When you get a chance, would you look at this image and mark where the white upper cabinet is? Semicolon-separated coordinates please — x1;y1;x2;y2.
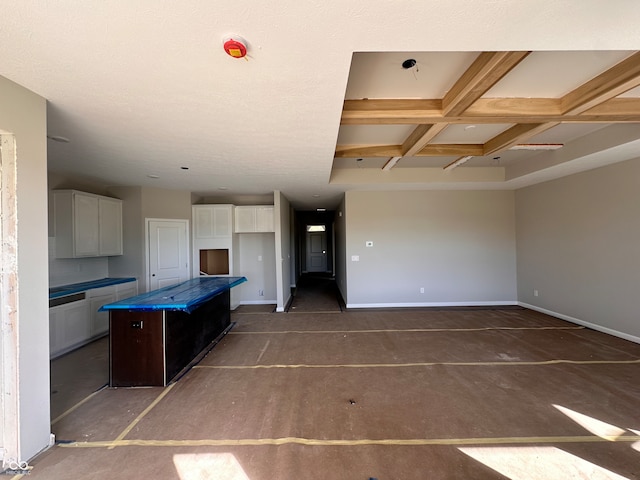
234;206;274;233
54;190;123;258
72;193;100;256
193;205;233;239
98;196;123;256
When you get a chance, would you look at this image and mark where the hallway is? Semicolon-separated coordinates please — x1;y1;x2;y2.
287;274;342;313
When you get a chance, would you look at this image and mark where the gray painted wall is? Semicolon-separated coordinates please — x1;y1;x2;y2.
0;76;51;461
106;186;144;288
237;233;277;303
344;190;517;307
516;157;640;341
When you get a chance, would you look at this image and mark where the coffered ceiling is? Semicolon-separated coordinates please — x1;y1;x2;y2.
332;50;640;189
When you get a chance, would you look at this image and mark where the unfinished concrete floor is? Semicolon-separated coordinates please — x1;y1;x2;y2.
26;305;640;479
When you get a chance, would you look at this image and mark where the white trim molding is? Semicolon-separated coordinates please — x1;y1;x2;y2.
519;302;640;345
346;301;518;309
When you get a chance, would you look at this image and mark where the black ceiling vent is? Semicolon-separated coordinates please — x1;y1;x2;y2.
402;58;417;69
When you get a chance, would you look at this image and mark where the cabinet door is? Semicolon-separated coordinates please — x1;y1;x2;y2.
73;193;100;256
213;206;232;237
51;300;91;354
234;206;256;233
194;205;232;239
256;206;275;232
194;206;215;239
116;282;138;301
90;292;115;337
99;197;123;255
49;308;62;357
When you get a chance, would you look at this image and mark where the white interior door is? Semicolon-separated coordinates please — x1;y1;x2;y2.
306;231;327;273
147;219;190;291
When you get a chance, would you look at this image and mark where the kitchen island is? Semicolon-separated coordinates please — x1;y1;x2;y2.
100;276;246;387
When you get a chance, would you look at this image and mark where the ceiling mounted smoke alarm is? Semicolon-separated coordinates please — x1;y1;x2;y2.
223;36;248;59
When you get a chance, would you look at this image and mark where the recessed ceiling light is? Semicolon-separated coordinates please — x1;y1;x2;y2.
313;194;320;198
464;125;476;131
316;208;326;212
47;135;70;143
218;186;228;190
147;174;160;179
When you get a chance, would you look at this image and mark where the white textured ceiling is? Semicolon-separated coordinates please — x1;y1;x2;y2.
2;1;640;209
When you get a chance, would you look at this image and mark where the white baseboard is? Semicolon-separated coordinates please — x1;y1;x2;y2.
239;300;276;305
346;300;518;309
519;302;640;345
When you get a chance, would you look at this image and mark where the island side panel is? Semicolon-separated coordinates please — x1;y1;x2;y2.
164;289;231;383
110;310;165;386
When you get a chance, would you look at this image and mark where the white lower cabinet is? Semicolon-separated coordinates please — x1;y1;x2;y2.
50;280;138;358
89;287;116;337
116;283;138;301
49;299;91;357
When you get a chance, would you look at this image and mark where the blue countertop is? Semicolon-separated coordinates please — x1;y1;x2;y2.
49;277;137;299
99;276;247;313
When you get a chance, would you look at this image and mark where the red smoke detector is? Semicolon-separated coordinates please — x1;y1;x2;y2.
223;36;247;59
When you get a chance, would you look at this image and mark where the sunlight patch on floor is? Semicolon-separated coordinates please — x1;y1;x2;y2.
173;453;250;480
553;404;626;440
629;428;640;453
459;446;629;480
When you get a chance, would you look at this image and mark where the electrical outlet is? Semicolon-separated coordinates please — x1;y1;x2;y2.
534;289;539;297
420;287;424;294
259;289;264;296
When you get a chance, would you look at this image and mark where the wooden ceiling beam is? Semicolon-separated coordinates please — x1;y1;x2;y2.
419;144;484;156
342;99;442;125
443;51;531;116
341;98;640;124
583;97;640;116
334;144;484;158
343;99;441;112
402;123;449;156
334;145;403;158
561;51;640;114
483;123;559;155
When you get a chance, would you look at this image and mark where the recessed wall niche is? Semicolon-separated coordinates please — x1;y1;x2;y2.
199;249;229;275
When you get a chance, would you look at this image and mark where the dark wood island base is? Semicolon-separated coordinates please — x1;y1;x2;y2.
101;276;246;387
